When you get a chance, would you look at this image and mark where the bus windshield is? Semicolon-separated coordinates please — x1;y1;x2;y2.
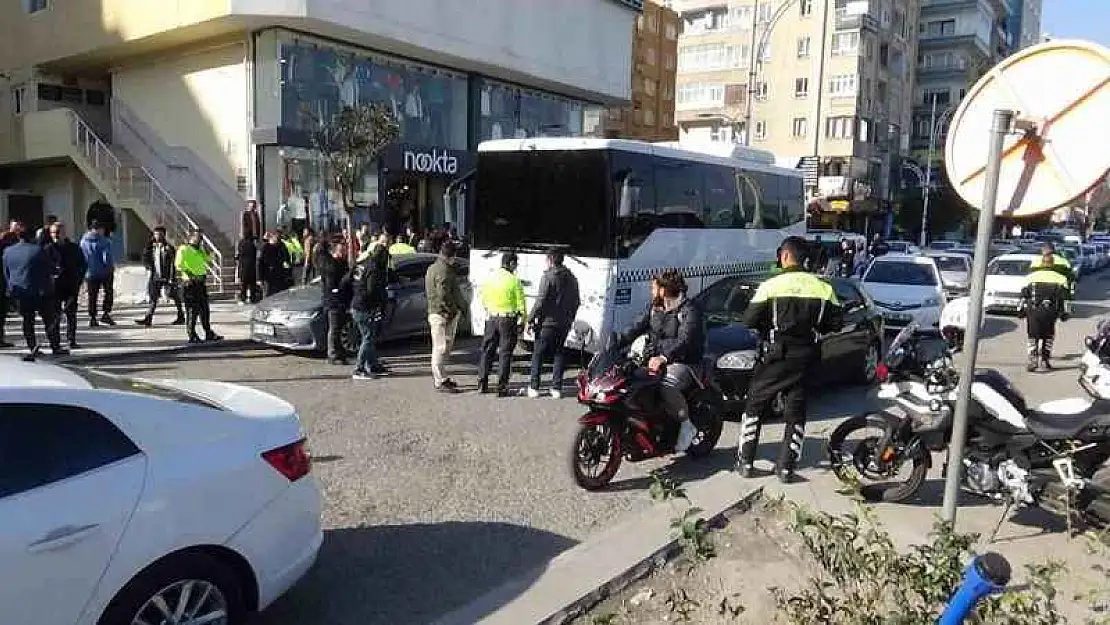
472;150;611;257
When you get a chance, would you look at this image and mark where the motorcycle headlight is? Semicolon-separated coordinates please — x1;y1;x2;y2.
717;350;758;370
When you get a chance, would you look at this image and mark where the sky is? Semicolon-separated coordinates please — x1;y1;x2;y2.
1041;0;1110;47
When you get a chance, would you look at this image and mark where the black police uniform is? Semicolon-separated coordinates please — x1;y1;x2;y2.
738;265;842;478
1021;265;1070;371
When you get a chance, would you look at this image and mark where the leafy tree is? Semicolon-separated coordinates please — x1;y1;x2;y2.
311;103;400;261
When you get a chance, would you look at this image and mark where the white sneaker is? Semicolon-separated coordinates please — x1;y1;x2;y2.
675;420;698;453
549;388;563;399
526;387;541;398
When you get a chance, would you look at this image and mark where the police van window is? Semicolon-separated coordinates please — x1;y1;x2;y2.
747;171;783;228
654;157;704;228
780;175;805;226
703;164;742;227
736;171;762;227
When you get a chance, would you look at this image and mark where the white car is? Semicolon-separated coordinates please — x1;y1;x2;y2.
860;254;945;332
0;358;322;625
984;253;1038;312
884;240;921;255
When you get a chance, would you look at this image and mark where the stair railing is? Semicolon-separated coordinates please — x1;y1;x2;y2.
68;109;226;291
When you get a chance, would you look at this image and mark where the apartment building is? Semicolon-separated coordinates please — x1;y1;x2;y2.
1009;0;1043;50
599;0;681;140
0;0;637;275
910;0;1014;169
670;0;920;231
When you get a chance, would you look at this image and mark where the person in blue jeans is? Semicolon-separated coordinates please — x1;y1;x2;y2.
349;232;392;379
526;251;581;398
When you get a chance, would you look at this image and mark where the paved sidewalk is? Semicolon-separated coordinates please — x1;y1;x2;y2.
0;300;253;361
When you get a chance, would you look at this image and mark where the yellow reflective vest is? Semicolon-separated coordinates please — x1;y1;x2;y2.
284;237;304;265
175;244;209;280
480;267;526;316
389;242;416;256
1026;268;1069;287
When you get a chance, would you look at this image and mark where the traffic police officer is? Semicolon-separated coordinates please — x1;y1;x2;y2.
476;252;526;396
738;236;843;482
175;228;223;344
1022;245;1071;371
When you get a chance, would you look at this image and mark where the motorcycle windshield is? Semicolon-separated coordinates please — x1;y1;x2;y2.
886;322;919;361
587;344;623;380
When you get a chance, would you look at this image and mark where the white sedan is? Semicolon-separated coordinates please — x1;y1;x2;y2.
0;357;322;625
859;254;946;332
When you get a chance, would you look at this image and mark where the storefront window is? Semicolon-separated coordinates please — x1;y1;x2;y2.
477;79;593;140
279;35;468;149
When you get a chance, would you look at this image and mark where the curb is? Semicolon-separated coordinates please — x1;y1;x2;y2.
432;473;764;625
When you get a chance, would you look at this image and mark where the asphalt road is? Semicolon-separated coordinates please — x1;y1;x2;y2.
85;270;1110;625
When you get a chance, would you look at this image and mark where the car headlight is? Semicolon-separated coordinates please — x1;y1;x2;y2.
923;297;940;307
271;310;319;323
716;350;758;370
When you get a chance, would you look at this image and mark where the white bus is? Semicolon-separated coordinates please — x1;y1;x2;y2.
464;138;806;352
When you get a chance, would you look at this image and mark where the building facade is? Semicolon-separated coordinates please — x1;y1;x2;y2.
669;0;920;232
0;0;637;265
598;0;682;141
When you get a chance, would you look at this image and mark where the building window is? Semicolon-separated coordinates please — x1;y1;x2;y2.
797;36;811;58
665;22;678;40
858;118;871;142
729;5;753;27
636;15;645;31
893;9;905;38
645;108;656;126
676;83;725;107
678;43;748;72
648;13;659;32
879;43;890;67
754;120;767;140
12;86;27;115
825;116;855;139
23;0;47;13
828;74;857;97
754;81;769;100
831;32;860;55
644;46;657;66
923;87;951;106
759;42;772;61
792;117;808;137
643;78;657;96
662;83;674;100
756;3;773;23
663;53;675;70
925;19;956;37
800;0;813;17
794;77;809;98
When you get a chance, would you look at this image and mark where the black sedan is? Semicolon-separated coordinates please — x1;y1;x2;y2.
697;274;885;420
249;253;471;354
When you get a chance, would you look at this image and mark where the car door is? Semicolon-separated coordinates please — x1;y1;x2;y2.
386;259;434;338
823;279;870;381
0;402;146;625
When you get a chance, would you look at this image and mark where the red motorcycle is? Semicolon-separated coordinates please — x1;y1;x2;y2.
570;338;724;490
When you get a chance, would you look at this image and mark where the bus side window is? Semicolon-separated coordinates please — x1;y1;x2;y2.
703;165;741;228
748;171;781;228
655;159;704;229
613;161;658;259
736;172;762;228
781;177;805;226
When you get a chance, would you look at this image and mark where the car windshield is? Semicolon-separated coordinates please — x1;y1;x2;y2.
63;367;224;410
932;256;969;272
864;261;937;286
988;259;1032;275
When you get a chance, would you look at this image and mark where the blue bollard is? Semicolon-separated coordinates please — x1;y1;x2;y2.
938;552;1011;624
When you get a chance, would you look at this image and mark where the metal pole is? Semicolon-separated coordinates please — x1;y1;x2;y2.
941;109;1016;524
810;0;831;190
921;94;938;247
743;1;760;146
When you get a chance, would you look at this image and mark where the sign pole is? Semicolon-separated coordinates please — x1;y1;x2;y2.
941;108;1016;524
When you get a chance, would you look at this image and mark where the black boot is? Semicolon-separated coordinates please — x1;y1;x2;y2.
775;422;805;483
736;413;761;477
476;378;489;394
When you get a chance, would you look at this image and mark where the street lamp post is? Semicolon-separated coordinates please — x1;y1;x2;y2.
920;94;956;247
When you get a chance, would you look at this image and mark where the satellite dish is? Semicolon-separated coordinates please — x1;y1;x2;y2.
945;39;1110;217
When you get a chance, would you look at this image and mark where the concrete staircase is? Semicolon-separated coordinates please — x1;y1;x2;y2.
67;111;233;293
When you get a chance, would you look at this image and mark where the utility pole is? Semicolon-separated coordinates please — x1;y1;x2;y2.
743;1;761;146
810;0;831;196
920;94;937;247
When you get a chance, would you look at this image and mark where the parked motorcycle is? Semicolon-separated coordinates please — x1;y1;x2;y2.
826;321;1110;525
569;335;724;490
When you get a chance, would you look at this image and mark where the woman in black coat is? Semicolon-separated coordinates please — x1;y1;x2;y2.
257;231;294;297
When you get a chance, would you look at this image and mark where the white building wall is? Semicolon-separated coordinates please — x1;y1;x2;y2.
231;0;635;103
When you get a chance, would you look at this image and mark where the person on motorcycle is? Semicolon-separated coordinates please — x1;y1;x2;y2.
617;268;705;453
738;236;843;483
1022;245;1071;372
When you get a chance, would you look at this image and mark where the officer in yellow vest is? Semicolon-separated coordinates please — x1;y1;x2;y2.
388;235;416;256
175;228;223;344
738;236;843;483
283;231;305;269
476;252;526;396
1022;247;1071;372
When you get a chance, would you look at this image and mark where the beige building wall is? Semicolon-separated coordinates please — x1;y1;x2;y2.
112;43;250;190
3;164;100;229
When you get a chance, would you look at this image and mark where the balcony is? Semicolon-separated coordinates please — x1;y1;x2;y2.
920;0;979;13
835;11;879;32
916;61;968;78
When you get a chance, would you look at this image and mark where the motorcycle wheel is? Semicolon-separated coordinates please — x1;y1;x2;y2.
826;413;929;503
686;395;724;458
570;421;623;491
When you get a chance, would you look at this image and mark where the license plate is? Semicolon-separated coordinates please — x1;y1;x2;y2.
884;312;912;322
252;323;275;336
996;298;1020;307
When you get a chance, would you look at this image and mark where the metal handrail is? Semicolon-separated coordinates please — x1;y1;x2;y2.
67;110;226;289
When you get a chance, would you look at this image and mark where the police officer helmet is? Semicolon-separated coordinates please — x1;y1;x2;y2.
502;252;519;270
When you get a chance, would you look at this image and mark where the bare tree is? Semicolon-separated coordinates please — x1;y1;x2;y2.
311;103;400;261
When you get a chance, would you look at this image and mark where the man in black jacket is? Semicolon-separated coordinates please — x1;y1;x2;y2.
3;231;63;358
44;222;86;349
235;234;261;304
317;237;351;365
349;232;392;379
526;251;580;398
258;230;294;297
0;220;24;348
136;227;184;327
618;269;704;453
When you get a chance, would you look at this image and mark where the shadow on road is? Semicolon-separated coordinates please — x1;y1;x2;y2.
258;521;576;625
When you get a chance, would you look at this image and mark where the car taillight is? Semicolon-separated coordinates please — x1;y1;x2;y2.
262;439;311;481
876;362;889;383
